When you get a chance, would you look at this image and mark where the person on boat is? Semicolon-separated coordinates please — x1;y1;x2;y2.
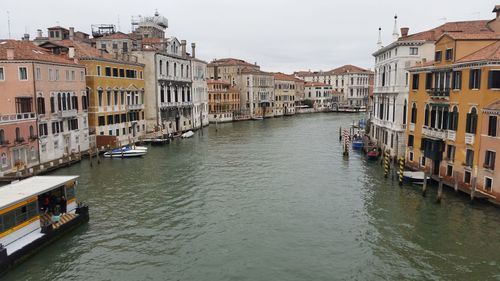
42;195;50;212
60;196;67;214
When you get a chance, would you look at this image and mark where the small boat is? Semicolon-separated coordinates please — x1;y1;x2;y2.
181;131;194;138
143;138;170;145
103;147;147;158
251;116;263;121
352;140;363;150
0;176;89;274
122;145;148;151
367;150;379;160
403;171;429;184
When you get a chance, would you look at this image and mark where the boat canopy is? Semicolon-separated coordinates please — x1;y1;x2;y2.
0;176;79;210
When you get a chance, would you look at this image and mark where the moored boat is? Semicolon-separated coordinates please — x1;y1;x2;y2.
103;147;147;158
0;176;89;274
122;145;148;151
181;131;194;138
367;149;379;160
352;140;363;150
403;171;429;184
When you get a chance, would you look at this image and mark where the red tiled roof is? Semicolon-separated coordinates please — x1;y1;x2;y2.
398;20;491;42
142;38;163;44
328;64;373;75
0;40;79;65
240;67;271;75
456;41;500;63
305;81;330;87
443;32;500;40
99;32;131;40
273;72;303;82
55;40;115;60
208;58;258;68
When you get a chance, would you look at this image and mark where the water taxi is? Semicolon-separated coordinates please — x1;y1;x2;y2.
103;147;147;158
0;176;89;273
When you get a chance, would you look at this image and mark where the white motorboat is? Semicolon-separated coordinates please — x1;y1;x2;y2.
103;147;147;158
403;171;429;184
122;145;148;151
181;131;194;138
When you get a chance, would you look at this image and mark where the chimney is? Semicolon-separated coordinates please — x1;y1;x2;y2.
191;43;196;58
494;5;500;18
36;29;43;38
7;48;14;60
181;40;187;58
400;27;409;37
68;47;75;59
22;33;30;41
69;27;75;40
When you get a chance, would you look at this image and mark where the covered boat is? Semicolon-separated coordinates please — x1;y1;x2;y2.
181;131;194;138
403;171;429;184
0;176;89;273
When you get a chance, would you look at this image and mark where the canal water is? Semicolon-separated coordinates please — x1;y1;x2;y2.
3;114;500;281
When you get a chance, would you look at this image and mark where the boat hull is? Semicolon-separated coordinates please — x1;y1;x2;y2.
0;206;89;275
103;150;147;158
352;141;363;150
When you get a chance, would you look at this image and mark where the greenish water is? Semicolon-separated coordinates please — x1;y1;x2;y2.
3;114;500;281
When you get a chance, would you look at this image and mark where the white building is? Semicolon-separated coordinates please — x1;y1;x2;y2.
304;82;332;112
190;46;209;129
370;16;437;157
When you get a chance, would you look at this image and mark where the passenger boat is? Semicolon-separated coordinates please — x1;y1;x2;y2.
367;149;379;160
0;176;89;273
181;131;194;138
103;147;147;158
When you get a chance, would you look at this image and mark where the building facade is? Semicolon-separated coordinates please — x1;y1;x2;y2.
239;68;275;118
273;73;302;116
304;82;332;112
191;52;209;129
405;17;500;202
207;80;240;123
0;40;89;171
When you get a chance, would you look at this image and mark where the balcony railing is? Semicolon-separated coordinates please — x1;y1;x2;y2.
422;126;446;139
0;140;10;146
465;133;475;145
0;112;36;124
429;88;450;99
15;137;25;144
61;109;78;118
160;101;194;109
446;130;456;141
127;104;145;110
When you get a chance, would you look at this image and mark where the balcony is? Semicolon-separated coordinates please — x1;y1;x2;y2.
0;112;36;124
0;140;10;147
61;109;78;118
429;88;450;100
15;137;26;144
160;102;193;109
446;130;456;141
422;126;446;139
127;104;145;110
465;133;475;145
371;118;407;132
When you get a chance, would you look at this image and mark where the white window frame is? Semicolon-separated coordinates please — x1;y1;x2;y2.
36;67;42;81
19;66;28;81
0;66;5;81
484;176;493;191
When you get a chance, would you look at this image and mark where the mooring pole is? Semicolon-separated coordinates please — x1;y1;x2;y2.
384;151;390;178
399;156;404;186
470;177;476;201
422;172;428;197
437;176;443;203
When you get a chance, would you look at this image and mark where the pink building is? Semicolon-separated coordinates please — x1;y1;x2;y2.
0;40;89;175
478;101;500;201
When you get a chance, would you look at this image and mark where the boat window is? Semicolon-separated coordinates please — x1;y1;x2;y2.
66;185;76;200
0;200;39;234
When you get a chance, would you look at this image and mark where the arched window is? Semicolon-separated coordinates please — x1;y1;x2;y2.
1;153;6;167
160;86;165;103
174;63;177;77
57;93;62;111
187;88;191;102
443;107;449;130
424;104;430;126
411;103;417;124
174;86;178;102
15;127;21;142
66;93;71;110
0;129;5;144
167;87;171;103
50;96;55;113
466;107;478;134
29;125;34;138
449;106;459;131
98;90;103;106
182;87;185;102
37;96;45;114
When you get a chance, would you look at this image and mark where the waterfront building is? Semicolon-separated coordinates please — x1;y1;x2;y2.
304;82;332;112
41;40;146;147
207;79;240;123
239;68;275;118
405;11;500;201
479;101;500;200
0;40;89;172
207;58;261;118
295;65;373;111
370;17;437;158
273;73;303;116
190;49;209;128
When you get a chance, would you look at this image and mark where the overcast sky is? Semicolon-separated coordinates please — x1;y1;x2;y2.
1;0;497;73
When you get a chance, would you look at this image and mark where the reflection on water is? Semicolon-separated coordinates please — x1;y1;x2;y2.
3;113;499;281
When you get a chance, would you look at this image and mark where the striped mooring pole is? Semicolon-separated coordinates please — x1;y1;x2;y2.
398;156;405;186
383;151;390;178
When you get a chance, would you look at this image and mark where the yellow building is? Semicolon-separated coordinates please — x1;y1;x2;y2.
207;80;240;123
406;23;500;200
42;40;146;148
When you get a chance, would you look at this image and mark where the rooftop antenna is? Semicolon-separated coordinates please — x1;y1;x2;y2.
7;11;11;39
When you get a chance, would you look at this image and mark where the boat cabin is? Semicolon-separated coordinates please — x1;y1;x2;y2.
0;176;87;265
